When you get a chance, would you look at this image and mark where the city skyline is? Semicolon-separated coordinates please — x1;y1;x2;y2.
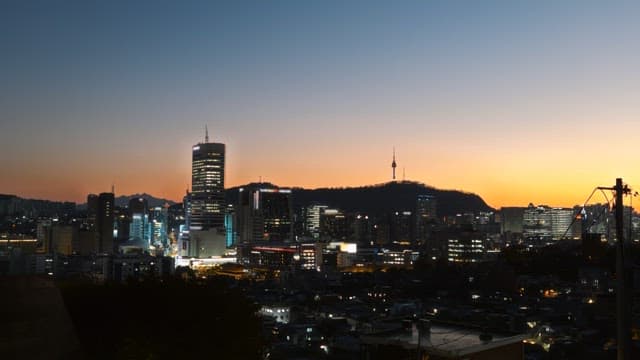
3;1;640;208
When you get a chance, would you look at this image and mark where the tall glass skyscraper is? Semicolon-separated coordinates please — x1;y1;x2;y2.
190;135;225;231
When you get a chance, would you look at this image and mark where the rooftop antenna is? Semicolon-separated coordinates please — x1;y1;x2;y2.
403;167;406;182
205;124;209;143
111;183;115;195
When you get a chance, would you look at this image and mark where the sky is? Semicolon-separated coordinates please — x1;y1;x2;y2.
2;0;640;209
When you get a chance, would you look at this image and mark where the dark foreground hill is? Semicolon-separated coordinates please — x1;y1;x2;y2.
226;181;493;217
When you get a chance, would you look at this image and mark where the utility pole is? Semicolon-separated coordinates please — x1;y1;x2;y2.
601;178;632;360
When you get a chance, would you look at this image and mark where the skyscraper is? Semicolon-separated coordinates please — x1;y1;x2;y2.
305;204;328;239
128;198;149;246
416;195;437;245
190;129;225;231
550;207;577;240
87;192;115;254
523;204;552;245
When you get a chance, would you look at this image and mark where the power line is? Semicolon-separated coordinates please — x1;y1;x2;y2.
559;187;599;240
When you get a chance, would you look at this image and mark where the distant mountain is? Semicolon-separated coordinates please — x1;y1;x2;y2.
113;194;176;208
225;181;493;217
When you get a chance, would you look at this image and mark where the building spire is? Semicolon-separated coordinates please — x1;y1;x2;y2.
205;124;209;143
391;147;397;181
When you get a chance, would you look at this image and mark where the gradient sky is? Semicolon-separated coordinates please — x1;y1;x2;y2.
2;1;640;208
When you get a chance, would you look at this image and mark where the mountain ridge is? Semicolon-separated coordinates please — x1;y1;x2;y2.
225;181;494;216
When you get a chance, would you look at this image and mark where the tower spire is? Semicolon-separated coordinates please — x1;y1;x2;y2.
205;125;209;143
391;147;397;181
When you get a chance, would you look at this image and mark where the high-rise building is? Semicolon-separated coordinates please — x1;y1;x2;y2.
190;130;225;231
416;194;437;246
523;204;552;244
86;194;99;230
523;204;580;243
237;185;293;243
352;214;373;246
550;207;577;240
390;211;413;244
499;207;525;234
224;205;236;247
305;204;328;239
114;207;130;246
128;198;149;246
320;208;349;241
150;205;169;248
99;192;115;253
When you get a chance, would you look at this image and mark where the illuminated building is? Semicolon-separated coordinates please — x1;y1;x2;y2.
379;248;417;267
305;204;327;239
236;242;323;270
320;208;349;241
416;195;437;244
150;205;169;247
128;198;149;247
523;204;552;244
260;305;290;324
299;242;323;271
447;232;485;263
550;207;577;240
237;243;298;268
190;129;225;231
237;185;293;243
224;205;236;247
326;242;357;268
522;205;580;243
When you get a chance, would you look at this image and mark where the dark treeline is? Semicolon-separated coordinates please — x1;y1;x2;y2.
58;276;264;360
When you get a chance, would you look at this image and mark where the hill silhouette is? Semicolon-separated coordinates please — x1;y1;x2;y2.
225;181;493;216
113;193;176;208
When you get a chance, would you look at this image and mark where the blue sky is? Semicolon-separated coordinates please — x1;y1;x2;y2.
2;1;639;207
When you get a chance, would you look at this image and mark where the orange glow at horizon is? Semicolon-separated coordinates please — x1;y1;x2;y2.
3;142;636;211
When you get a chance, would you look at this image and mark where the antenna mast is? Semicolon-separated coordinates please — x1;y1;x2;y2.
391;147;397;181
